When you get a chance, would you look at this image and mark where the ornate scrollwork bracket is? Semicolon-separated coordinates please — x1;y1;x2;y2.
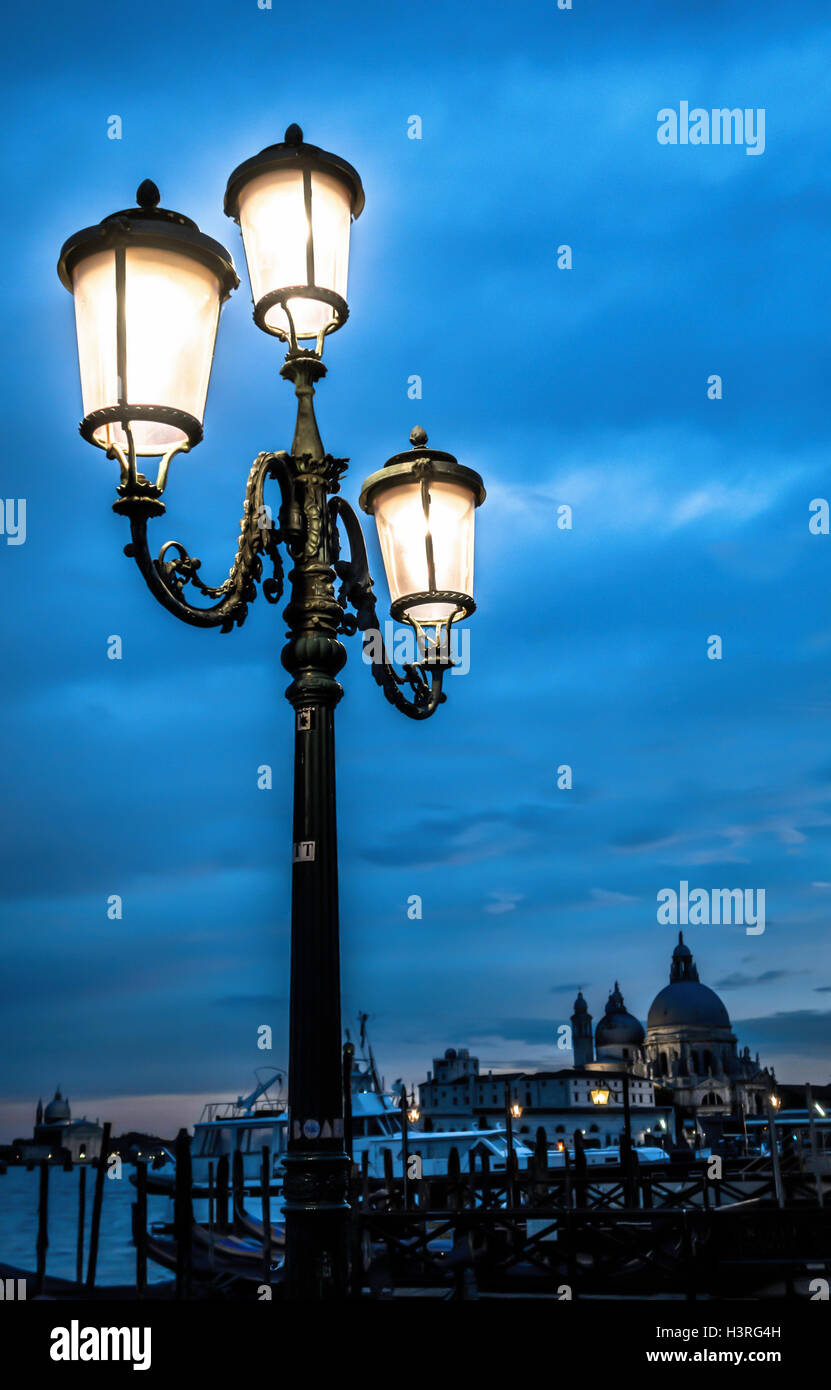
117;447;297;632
109;364;455;719
329;496;449;721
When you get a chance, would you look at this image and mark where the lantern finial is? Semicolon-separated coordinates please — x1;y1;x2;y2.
136;179;161;210
409;426;428;449
284;123;303;146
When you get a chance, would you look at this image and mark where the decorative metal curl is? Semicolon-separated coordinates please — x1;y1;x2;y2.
329;496;448;721
121;451;296;632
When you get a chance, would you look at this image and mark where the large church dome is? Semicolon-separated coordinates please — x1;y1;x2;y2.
44;1088;70;1124
647;934;731;1031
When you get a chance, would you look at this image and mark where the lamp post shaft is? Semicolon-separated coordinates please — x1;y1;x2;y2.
280;355;350;1298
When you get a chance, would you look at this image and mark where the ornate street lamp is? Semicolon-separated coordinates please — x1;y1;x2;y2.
359;430;485;651
224;122;363;352
57;126;485;1300
590;1081;611;1106
57;179;238;469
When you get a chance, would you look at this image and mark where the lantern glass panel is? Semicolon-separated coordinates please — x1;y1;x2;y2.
72;245;220;455
236;166;352;338
372;478;476;624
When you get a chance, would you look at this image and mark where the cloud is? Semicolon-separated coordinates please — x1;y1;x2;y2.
214;995;286;1009
484;892;524;915
588;888;640;906
734;1011;831;1057
715;970;804;990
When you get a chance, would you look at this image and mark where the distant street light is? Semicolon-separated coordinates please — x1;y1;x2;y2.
57;125;486;1301
503;1081;523;1154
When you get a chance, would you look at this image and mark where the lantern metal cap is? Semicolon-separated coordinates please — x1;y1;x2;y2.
57;181;240;300
359;427;486;514
223;124;365;222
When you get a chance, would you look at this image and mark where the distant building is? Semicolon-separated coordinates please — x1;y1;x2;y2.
418;935;776;1145
644;934;774;1119
418;1048;671;1146
12;1089;103;1164
110;1132;171;1165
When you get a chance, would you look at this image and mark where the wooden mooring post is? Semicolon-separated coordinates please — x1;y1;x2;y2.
382;1147;395;1208
260;1146;272;1286
468;1148;478;1208
806;1082;825;1208
232;1148;245;1235
480;1149;491;1208
400;1084;410;1209
133;1159;147;1297
767;1101;785;1209
75;1164;86;1285
360;1148;370;1210
173;1127;193;1299
447;1147;462;1211
85;1121;111;1290
216;1153;229;1230
573;1129;587;1208
348;1162;364;1300
208;1161;215;1236
343;1042;354;1161
532;1128;548;1207
35;1159;49;1295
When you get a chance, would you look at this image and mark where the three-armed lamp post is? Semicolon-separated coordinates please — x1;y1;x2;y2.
57;125;485;1299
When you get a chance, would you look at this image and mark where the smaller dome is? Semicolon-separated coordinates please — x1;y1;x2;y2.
572;991;588;1014
44;1088;70;1124
444;1048;457;1061
594;982;645;1048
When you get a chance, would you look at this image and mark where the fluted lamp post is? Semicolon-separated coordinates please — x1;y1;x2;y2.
57;125;485;1300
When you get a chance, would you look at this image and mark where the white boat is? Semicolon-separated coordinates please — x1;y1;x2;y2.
547;1144;670;1168
179;1028;534;1222
188;1085;533;1191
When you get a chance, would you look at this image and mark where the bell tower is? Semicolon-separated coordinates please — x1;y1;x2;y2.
670;932;700;983
571;991;594;1066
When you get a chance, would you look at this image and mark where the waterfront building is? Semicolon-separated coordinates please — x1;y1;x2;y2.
418;1048;671;1146
418;935;776;1144
643;934;775;1117
12;1089;103;1163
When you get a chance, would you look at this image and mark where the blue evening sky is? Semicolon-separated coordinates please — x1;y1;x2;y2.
2;0;831;1137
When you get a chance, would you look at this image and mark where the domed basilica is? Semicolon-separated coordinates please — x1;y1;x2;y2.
572;934;775;1119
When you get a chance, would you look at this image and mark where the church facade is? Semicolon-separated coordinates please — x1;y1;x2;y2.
573;934;775;1121
12;1089;104;1164
417;935;775;1145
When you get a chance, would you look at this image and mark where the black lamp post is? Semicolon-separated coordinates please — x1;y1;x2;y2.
57;126;485;1300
